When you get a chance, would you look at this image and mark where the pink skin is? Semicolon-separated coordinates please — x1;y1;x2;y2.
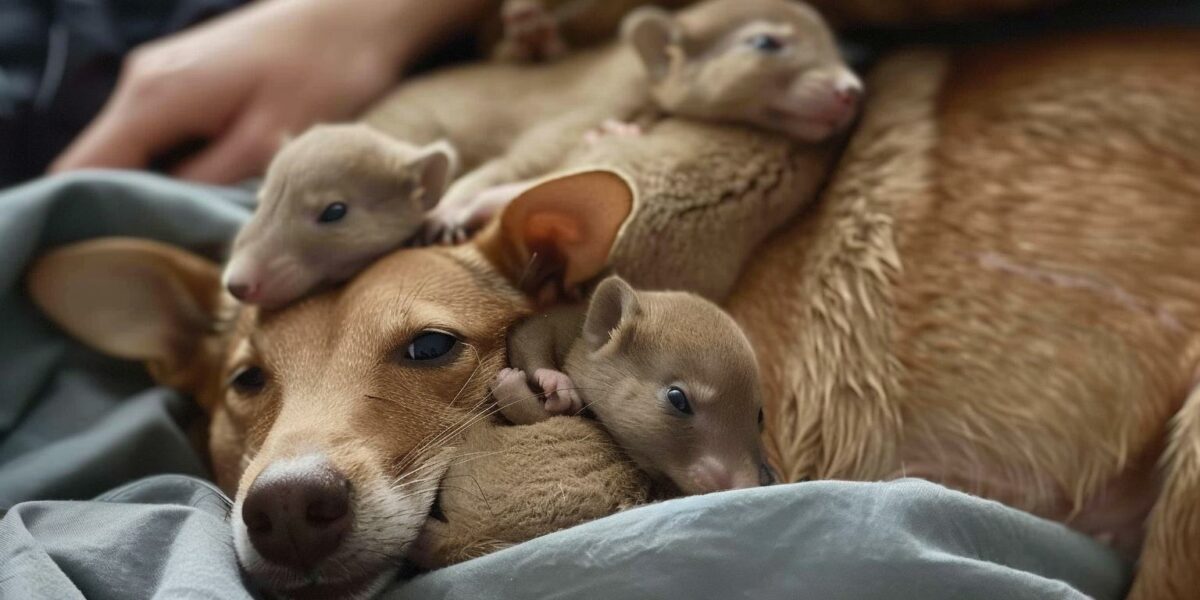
534;368;583;415
421;180;535;245
224;246;371;308
686;455;762;493
422;116;643;244
223;252;318;307
584;119;643;145
491;367;581;416
768;74;864;142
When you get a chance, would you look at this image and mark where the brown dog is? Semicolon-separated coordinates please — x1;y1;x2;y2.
28;170;639;597
26;27;1200;600
727;32;1200;599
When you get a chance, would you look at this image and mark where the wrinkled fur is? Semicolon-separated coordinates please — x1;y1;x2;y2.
495;276;767;494
571;119;838;302
726;32;1200;598
409;417;651;569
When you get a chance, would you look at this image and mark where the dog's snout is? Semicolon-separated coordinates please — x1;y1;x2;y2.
242;462;351;570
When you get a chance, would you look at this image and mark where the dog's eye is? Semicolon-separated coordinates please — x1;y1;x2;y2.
318;202;348;223
666;386;692;415
405;331;458;362
229;366;267;394
747;33;785;53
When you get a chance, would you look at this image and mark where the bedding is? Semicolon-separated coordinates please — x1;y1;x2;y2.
0;171;1131;598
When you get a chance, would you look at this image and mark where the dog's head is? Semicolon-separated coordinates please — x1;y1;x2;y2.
28;170;633;598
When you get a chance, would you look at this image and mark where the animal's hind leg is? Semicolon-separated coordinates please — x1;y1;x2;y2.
1128;383;1200;599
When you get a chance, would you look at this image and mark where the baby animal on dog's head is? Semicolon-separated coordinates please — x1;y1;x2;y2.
223;123;456;308
28;170;636;599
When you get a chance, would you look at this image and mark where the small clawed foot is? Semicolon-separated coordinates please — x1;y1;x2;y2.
491;367;529;406
534;368;583;415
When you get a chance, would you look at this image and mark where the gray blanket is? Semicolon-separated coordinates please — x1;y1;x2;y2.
0;171;1130;599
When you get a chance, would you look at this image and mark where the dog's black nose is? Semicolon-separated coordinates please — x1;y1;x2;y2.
242;464;351;570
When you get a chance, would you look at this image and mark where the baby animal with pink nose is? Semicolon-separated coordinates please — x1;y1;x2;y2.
493;275;774;494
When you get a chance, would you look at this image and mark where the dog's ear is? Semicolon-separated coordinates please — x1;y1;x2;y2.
476;169;634;302
28;238;225;394
622;7;682;82
582;276;640;352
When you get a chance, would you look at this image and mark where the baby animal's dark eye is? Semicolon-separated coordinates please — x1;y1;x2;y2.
318;202;348;223
747;33;785;53
666;386;692;415
229;366;267;394
405;331;458;362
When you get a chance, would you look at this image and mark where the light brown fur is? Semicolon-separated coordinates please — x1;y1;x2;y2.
27;23;1200;600
27;170;645;597
363;0;859;238
567;118;838;301
409;416;652;569
494;275;768;494
223;124;455;307
726;32;1200;598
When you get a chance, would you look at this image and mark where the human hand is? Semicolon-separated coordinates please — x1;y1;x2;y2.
50;0;489;184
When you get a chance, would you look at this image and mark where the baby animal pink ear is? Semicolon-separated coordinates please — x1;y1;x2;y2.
582;275;640;351
407;140;458;211
621;7;683;82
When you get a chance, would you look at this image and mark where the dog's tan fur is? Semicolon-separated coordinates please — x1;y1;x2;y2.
364;0;858;235
570;119;838;301
28;170;644;597
495;275;767;494
409;416;652;569
727;32;1200;598
25;25;1200;600
223;124;456;307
